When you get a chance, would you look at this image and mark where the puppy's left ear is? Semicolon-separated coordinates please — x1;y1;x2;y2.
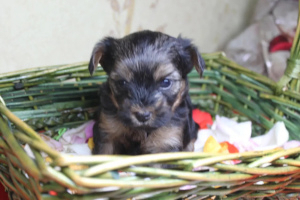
188;45;205;77
88;37;114;75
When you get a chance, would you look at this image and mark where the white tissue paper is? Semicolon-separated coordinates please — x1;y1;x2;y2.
194;115;289;152
250;121;289;151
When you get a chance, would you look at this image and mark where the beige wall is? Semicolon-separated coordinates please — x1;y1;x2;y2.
0;0;257;74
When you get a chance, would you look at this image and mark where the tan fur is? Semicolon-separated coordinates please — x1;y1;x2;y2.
142;126;183;153
172;81;186;111
91;46;103;74
131;103;159;114
184;139;196;152
130;104;143;113
99;113;126;140
108;83;119;109
99;113;145;153
153;64;180;81
99;143;114;154
110;63;133;81
99;113;184;154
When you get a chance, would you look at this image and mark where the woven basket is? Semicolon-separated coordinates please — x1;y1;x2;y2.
1;12;300;200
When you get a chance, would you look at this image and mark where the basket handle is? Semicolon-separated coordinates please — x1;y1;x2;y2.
276;2;300;93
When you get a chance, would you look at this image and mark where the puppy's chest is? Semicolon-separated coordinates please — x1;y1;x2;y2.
99;114;184;154
115;126;184;154
123;129;148;143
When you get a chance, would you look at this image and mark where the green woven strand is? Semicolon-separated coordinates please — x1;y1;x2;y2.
8;162;32;200
276;3;300;93
285;59;300;79
0;116;40;179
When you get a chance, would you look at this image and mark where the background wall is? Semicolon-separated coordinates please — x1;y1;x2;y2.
0;0;257;74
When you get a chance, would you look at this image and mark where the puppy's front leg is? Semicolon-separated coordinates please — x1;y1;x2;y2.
92;123;114;154
143;126;183;154
142;127;183;169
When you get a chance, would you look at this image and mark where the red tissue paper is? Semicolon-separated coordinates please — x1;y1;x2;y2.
192;109;213;129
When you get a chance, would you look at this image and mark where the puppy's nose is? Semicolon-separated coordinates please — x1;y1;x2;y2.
135;111;151;122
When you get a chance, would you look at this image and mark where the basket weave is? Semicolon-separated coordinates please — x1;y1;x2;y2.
1;11;300;200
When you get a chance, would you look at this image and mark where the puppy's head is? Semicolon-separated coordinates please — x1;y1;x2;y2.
89;30;205;129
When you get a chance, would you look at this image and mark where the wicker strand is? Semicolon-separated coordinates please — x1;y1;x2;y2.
286;59;300;79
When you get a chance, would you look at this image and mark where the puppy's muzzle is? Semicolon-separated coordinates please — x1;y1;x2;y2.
134;111;151;122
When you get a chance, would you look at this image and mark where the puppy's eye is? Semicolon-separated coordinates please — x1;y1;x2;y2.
117;80;127;87
160;79;172;89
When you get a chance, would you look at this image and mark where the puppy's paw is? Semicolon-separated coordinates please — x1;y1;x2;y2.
92;143;114;155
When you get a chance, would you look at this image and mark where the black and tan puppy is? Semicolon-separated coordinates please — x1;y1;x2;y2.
89;30;205;155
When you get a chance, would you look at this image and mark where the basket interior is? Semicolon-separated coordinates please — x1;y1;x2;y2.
0;53;299;200
1;53;299;139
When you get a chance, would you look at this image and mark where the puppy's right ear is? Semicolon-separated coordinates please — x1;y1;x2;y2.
89;37;114;75
188;45;205;77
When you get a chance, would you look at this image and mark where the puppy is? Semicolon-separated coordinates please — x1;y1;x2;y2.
89;30;205;155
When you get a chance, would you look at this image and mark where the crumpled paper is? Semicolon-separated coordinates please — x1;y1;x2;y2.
24;120;95;157
58;120;95;155
283;140;300;149
194;115;289;152
249;121;289;151
59;121;94;145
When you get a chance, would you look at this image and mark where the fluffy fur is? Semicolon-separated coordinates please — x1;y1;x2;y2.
89;30;205;155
